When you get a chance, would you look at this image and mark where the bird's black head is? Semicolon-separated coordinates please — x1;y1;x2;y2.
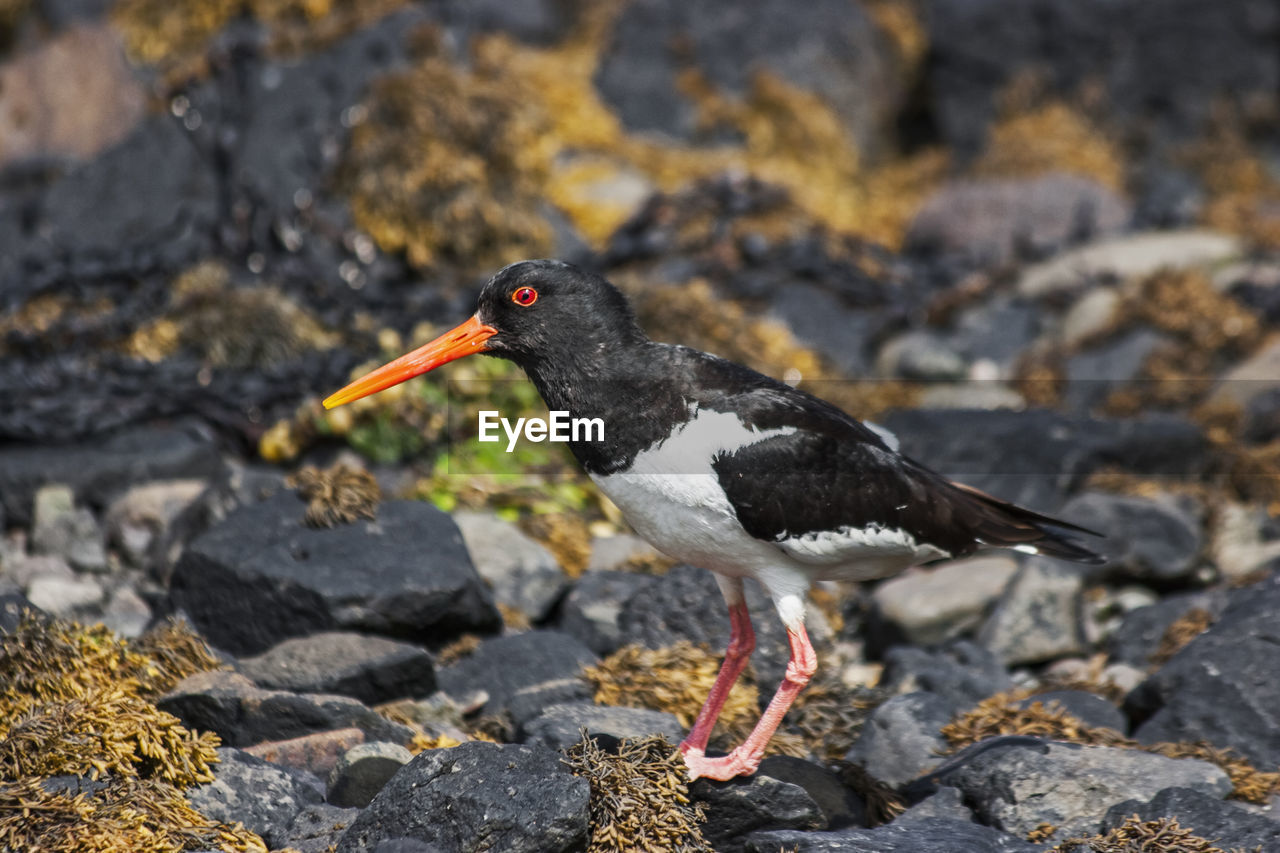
322;260;647;410
475;260;646;370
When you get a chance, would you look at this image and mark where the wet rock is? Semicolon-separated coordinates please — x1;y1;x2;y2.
746;817;1039;852
243;728;367;782
169;492;500;656
1103;787;1280;851
869;556;1018;649
336;742;590;853
435;630;597;725
980;558;1086;666
1057;492;1203;584
946;741;1230;841
31;484;107;572
596;0;897;154
1018;230;1242;298
881;641;1014;710
157;670;413;748
1016;690;1126;734
555;569;656;655
880;408;1207;514
845;692;953;788
1128;573;1280;767
519;702;683;751
188;747;325;850
758;756;866;830
906;175;1129;267
25;574;104;615
691;771;826;853
281;803;361;853
238;632;436;706
327;742;413;809
0;421;220;525
1106;590;1228;667
453;510;568;622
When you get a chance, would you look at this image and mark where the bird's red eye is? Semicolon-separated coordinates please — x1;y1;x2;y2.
512;287;538;306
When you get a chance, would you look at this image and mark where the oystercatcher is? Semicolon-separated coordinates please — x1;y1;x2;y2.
324;259;1102;781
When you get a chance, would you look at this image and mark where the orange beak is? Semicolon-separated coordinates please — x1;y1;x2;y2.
323;315;497;409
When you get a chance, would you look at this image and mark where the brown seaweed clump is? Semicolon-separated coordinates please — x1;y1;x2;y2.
1052;815;1246;853
786;674;887;762
288;461;382;527
942;689;1280;805
563;733;711;853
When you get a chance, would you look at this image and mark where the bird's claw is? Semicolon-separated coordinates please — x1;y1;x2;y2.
681;746;761;781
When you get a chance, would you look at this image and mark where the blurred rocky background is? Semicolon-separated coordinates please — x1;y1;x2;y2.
2;1;1280;851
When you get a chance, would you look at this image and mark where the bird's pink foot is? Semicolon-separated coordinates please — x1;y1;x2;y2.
682;746;762;781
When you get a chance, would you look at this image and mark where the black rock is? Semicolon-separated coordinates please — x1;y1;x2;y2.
238;631;436;706
519;702;683;751
943;740;1230;841
746;817;1039;852
1106;590;1228;668
187;747;325;849
435;630;598;725
880;409;1209;513
1103;787;1280;850
0;421;220;525
595;0;897;154
169;493;500;656
1128;573;1280;767
1056;492;1204;584
282;803;361;853
758;756;867;830
556;569;657;655
881;641;1013;710
1063;329;1170;414
1242;386;1280;444
157;670;414;747
690;771;826;853
769;285;882;377
1017;690;1126;733
336;742;590;853
895;786;976;824
845;692;954;788
619;563;792;690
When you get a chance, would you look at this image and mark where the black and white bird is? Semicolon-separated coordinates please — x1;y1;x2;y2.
324;259;1102;781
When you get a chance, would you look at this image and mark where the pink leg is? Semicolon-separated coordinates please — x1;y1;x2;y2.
679;599;755;755
683;621;817;781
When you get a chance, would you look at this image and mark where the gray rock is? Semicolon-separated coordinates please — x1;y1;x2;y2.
25;575;104;615
595;0;897;154
907;174;1130;267
1063;328;1170;413
1018;231;1242;298
238;632;436;705
105;479;207;568
1057;492;1203;583
882;641;1013;710
336;742;589;853
880;408;1208;514
946;741;1231;841
1059;287;1122;349
895;786;975;824
169;493;500;656
31;485;107;572
519;702;683;751
870;556;1018;648
1016;690;1126;734
1208;336;1280;410
100;585;152;639
586;533;664;572
845;692;953;788
556;569;656;655
157;670;413;748
282;803;361;853
875;332;966;381
1128;573;1280;767
435;630;598;725
691;772;826;853
770;285;881;377
746;817;1038;852
188;747;324;849
1103;787;1280;851
757;756;867;831
979;558;1086;666
3;553;74;589
944;296;1043;375
0;422;220;525
1106;590;1227;667
327;742;413;809
453;510;568;622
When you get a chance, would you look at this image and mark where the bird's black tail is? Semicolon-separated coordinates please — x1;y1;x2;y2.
949;482;1106;565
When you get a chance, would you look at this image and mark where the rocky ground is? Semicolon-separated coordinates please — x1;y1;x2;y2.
3;1;1280;852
